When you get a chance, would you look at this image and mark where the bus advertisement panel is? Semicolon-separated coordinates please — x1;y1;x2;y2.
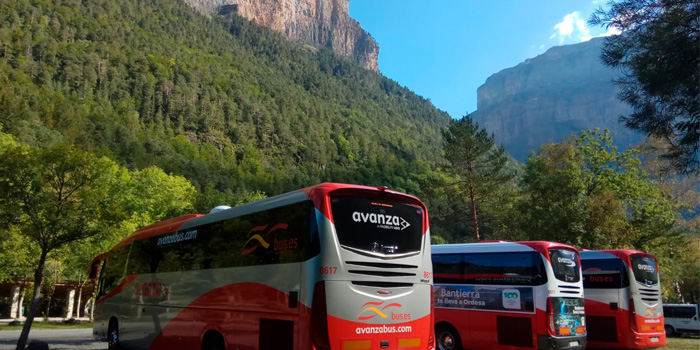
432;241;586;350
581;250;665;349
91;183;434;350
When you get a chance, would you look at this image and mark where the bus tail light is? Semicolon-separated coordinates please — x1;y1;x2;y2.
546;297;555;336
428;286;435;350
629;298;638;332
311;282;331;350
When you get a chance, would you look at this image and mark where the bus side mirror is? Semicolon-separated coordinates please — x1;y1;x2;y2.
88;259;102;281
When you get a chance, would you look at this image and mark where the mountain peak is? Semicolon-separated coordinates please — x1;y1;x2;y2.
182;0;379;71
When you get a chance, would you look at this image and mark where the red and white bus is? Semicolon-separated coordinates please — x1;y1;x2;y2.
90;183;435;350
431;241;586;350
580;250;665;349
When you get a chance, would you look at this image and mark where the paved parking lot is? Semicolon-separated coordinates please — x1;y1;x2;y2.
0;329;106;350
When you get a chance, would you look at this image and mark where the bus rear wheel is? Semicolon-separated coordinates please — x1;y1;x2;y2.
436;324;462;350
665;325;676;337
108;319;121;350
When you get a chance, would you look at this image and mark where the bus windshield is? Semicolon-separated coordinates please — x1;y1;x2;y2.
581;258;629;288
330;195;423;256
630;255;658;285
549;249;580;283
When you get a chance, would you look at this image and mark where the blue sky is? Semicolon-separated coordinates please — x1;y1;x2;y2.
349;1;618;118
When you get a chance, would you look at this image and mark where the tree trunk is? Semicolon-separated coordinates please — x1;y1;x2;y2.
76;284;83;318
16;250;48;350
674;281;686;303
45;286;54;320
469;183;480;241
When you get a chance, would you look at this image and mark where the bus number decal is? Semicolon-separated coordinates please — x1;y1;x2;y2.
320;266;337;274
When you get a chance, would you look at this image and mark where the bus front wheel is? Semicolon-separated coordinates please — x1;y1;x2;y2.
108;319;121;350
202;331;226;350
436;324;462;350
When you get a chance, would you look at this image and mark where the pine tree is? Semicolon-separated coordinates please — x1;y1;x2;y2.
442;116;514;241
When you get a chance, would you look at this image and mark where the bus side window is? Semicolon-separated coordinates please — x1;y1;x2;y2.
98;247;129;298
127;239;155;275
433;254;461;284
463;252;547;286
307;207;321;260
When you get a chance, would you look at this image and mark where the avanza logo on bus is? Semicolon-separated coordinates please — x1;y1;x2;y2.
557;257;576;267
352;212;410;230
637;264;655;272
357;301;411;321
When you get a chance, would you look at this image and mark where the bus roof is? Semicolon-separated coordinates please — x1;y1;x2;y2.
581;249;656;261
108;183;428;252
111;214;203;251
432;241;535;254
579;250;619;260
179;182;428;232
432;240;579;255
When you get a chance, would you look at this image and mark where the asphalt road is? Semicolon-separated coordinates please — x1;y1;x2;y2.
0;329;106;350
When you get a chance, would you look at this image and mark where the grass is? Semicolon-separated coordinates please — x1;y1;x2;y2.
0;321;93;331
663;335;699;350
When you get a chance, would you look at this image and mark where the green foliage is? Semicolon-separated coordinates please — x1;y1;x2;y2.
0;228;37;282
0;143;118;253
0;0;450;198
119;166;196;227
517;129;677;249
590;0;700;173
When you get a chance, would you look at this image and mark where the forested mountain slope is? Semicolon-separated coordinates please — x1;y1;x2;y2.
0;0;450;196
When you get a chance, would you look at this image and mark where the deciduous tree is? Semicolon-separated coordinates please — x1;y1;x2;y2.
0;142;119;350
518;130;677;248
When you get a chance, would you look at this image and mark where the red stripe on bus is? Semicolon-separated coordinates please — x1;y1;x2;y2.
361;301;384;308
267;223;289;233
148;282;309;350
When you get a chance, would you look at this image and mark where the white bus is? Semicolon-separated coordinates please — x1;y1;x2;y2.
90;183;435;350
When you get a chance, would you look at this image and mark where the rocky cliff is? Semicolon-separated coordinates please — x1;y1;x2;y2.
472;37;642;162
182;0;379;71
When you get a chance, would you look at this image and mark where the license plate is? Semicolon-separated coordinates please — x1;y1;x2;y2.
651;337;659;343
569;341;579;347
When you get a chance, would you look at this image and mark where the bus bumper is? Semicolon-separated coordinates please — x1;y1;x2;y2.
537;335;586;350
629;331;666;348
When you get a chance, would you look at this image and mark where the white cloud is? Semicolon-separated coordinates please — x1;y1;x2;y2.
550;10;621;44
600;25;622;37
552;11;591;44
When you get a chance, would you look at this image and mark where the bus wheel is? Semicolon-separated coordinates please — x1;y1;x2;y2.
108;319;121;350
436;324;461;350
202;331;226;350
664;325;675;337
